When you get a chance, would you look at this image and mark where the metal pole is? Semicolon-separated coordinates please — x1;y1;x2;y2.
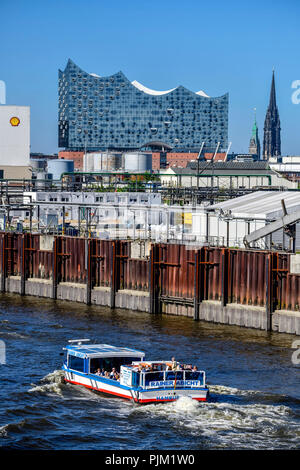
194;250;199;320
78;206;81;237
86;238;92;305
110;241;116;309
265;254;272;331
227;220;230;247
62;206;65;236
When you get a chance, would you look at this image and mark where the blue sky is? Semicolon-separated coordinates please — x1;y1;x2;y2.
1;0;299;155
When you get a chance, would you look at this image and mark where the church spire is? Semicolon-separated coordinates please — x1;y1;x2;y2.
249;108;260;159
263;70;281;160
269;69;277;109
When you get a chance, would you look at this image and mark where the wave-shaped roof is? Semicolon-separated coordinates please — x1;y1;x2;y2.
61;59;213;98
59;59;228;151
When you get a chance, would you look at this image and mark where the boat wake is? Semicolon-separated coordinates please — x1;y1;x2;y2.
25;372;300;449
131;386;300;449
28;370;65;397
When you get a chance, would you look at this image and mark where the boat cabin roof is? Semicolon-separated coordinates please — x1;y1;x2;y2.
66;343;145;359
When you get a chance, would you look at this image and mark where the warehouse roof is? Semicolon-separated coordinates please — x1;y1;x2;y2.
167;161;275;176
207;191;300;218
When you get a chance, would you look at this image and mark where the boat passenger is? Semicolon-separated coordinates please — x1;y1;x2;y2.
95;368;101;375
110;368;117;379
114;371;120;381
104;371;110;378
171;357;177;371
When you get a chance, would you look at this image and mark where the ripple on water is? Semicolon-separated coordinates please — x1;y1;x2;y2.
0;297;299;450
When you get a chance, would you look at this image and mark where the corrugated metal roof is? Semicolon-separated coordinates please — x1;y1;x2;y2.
169;161;273;175
208;191;300;217
188;161;270;170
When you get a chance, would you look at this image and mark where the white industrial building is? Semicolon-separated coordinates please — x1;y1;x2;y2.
22;191;167;239
9;188;300;251
160;161;298;190
18;190;195;241
193;191;300;249
0;105;30;179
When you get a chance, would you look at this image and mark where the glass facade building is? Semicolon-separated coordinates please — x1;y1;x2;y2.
59;59;228;152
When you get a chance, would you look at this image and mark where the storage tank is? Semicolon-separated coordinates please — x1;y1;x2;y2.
84;152;123;171
83;153;94;172
47;159;74;180
35;171;53;189
96;152;122;171
123;152;152;172
30;159;47;171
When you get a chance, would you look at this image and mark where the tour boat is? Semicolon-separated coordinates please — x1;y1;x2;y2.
62;339;209;403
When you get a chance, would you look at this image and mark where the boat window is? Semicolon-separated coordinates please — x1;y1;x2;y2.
165;371;184;381
90;356;141;374
68;355;84;373
132;371;140;387
144;371;165;386
185;371;203;383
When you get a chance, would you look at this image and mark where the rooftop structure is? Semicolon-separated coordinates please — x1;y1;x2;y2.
209;190;300;219
159;161;297;190
193;191;300;249
66;343;144;359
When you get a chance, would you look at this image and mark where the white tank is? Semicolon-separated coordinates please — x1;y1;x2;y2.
47;159;74;180
30;159;47;171
84;152;122;171
123;152;152;172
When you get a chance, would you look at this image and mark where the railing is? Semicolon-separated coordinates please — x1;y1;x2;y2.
141;370;205;389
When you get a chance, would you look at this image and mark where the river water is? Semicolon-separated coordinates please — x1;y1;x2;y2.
0;294;299;450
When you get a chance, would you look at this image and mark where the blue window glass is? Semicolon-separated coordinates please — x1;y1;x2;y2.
59;59;228;153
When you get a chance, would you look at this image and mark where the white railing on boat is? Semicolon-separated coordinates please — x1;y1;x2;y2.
140;370;206;390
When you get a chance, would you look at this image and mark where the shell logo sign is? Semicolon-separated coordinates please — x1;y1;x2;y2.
10;116;20;127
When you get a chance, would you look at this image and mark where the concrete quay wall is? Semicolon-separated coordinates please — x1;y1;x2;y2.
1;275;300;336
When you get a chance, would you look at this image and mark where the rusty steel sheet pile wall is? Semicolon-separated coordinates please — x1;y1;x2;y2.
230;250;268;307
0;232;300;315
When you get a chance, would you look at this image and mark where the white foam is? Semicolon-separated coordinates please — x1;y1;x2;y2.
132;385;300;449
28;370;65;396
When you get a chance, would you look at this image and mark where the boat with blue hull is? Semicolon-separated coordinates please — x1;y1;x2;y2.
62;340;209;404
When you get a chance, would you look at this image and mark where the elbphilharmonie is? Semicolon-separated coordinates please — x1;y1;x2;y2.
59;59;228;152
